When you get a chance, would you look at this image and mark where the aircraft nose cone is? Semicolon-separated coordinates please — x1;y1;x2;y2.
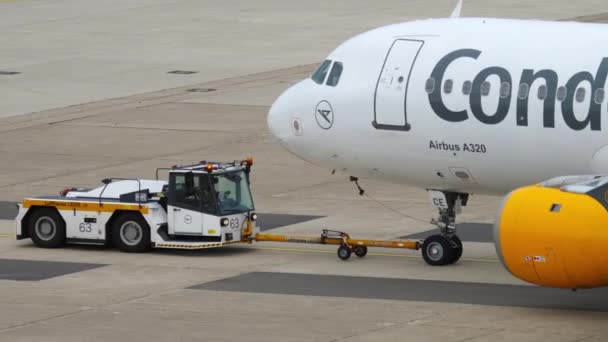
268;80;307;144
267;99;283;141
267;90;292;143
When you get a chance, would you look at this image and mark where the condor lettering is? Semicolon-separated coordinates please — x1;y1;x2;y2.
428;49;608;131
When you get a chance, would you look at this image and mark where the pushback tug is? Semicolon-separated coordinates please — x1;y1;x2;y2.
15;158;459;265
16;159;258;252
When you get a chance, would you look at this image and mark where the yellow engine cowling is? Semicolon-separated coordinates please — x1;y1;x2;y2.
495;185;608;289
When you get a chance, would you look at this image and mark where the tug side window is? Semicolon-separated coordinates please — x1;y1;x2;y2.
171;173;201;211
311;60;332;84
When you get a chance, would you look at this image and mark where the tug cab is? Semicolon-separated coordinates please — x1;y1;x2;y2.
165;161;255;239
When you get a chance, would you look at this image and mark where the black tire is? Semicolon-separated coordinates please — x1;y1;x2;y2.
449;235;463;264
112;212;151;253
421;235;455;266
354;245;368;258
337;245;352;260
27;207;66;248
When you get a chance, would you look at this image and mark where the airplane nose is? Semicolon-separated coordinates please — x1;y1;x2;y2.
268;80;308;143
267;89;291;142
267;100;282;141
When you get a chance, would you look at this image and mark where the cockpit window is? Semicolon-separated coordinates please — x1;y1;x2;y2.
311;60;332;84
326;62;343;87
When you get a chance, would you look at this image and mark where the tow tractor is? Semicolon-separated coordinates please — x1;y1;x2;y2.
15;158;457;265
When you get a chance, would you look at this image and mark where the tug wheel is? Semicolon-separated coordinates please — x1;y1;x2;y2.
421;235;454;266
449;235;463;264
353;245;368;258
28;207;66;248
337;245;352;260
112;212;151;253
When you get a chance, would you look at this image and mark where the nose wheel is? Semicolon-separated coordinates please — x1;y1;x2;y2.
422;191;468;266
450;235;463;263
421;234;463;265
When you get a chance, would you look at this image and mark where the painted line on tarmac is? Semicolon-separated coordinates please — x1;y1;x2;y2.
252;246;500;263
0;234;15;238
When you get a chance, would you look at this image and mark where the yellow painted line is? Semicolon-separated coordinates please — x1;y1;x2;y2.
254;246;335;254
253;246;500;263
0;234;15;238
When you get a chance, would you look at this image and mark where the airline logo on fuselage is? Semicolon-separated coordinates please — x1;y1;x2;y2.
315;100;334;130
428;49;608;131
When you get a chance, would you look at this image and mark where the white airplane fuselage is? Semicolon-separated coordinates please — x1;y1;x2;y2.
268;18;608;195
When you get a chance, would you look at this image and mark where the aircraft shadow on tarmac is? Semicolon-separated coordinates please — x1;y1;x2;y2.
404;223;494;243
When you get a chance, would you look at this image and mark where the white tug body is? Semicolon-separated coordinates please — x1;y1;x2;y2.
15;159;259;252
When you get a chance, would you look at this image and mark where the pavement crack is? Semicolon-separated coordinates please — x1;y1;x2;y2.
0;64;315;133
178;102;270;108
0;307;91;333
456;328;507;342
0;288;185;334
279;179;343;194
326;315;436;342
55;123;253;134
568;337;595;342
0;133;258;190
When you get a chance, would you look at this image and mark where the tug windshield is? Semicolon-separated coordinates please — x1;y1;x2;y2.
212;171;254;215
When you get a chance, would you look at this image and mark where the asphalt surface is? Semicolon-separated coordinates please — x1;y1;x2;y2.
4;1;608;340
7;256;607;312
196;272;608;312
0;201;17;220
0;258;106;281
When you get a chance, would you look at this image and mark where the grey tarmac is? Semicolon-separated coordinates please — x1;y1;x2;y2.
195;272;608;312
2;1;608;341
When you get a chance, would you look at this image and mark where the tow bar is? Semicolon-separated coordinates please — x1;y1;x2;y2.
243;221;420;260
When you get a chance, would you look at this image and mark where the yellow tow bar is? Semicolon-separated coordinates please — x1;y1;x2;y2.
243;221;420;260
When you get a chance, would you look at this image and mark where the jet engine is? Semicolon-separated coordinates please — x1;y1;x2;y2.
494;176;608;289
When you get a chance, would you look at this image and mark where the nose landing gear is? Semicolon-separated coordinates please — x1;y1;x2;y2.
422;191;468;266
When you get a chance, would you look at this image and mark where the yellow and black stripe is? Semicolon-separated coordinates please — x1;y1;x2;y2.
155;240;243;249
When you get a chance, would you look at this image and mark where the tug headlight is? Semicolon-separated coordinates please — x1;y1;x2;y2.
221;218;229;227
250;213;258;221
